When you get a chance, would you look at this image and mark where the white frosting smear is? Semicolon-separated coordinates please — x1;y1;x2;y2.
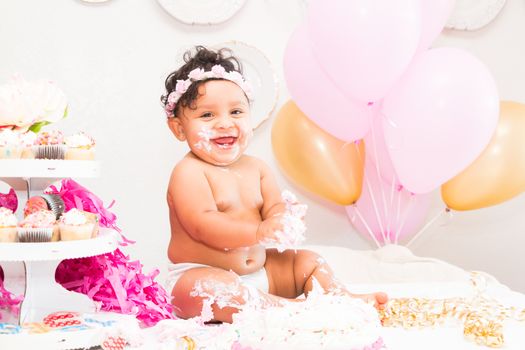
262;190;307;252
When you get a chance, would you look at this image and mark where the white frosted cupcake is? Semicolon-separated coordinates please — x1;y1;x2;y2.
59;208;97;241
64;132;95;160
0;207;18;242
20;131;37;159
0;129;22;159
18;209;59;242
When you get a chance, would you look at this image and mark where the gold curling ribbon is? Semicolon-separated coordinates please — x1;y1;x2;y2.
182;336;196;350
379;273;525;348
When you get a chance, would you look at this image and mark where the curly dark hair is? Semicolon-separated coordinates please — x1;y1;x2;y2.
161;46;244;118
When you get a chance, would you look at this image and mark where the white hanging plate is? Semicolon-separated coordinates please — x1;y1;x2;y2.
157;0;247;25
445;0;506;31
214;41;279;130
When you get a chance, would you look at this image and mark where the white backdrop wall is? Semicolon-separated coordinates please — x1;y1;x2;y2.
1;0;524;292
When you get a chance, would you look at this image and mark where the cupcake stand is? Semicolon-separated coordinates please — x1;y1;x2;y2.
0;159;124;348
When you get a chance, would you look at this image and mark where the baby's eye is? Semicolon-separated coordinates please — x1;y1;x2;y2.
200;112;213;119
231;109;244;117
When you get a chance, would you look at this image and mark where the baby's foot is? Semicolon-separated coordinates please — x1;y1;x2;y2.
351;292;388;310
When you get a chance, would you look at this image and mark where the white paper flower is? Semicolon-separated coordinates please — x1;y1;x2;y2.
0;75;67;131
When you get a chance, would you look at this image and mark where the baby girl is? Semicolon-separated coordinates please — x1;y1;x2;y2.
161;46;387;322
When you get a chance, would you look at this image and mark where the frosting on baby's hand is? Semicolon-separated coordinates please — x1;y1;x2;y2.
262;190;307;252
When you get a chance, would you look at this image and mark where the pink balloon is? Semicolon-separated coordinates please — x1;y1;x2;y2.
284;24;371;142
382;48;499;194
364;110;401;188
417;0;456;52
346;159;432;245
306;0;422;102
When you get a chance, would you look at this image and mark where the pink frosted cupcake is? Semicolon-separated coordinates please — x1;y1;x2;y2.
33;130;66;159
0;207;18;243
18;209;59;242
58;208;97;241
64;132;95;160
0;129;22;159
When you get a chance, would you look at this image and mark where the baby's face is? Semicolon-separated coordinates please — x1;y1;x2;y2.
177;80;252;166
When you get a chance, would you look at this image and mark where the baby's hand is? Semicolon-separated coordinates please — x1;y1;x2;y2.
282;190;307;219
256;214;284;242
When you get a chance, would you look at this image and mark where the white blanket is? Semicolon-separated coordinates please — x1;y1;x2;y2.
134;244;525;350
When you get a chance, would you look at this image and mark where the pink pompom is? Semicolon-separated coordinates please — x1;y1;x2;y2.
0;269;23;321
56;249;175;327
46;179;134;245
0;188;18;212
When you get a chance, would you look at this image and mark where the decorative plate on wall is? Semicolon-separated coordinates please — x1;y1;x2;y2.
445;0;506;31
157;0;247;25
214;41;279;130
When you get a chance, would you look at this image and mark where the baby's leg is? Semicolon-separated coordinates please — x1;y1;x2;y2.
265;249;387;308
171;266;285;323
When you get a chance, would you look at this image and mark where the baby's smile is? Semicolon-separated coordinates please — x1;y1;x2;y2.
212;136;238;149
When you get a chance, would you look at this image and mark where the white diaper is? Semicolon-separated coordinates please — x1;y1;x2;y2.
165;262;269;296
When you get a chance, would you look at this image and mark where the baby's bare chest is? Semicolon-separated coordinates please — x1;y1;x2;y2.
205;167;263;212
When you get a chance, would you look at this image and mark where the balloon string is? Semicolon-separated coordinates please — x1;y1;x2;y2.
394;194;415;244
370;115;390;232
393;184;402;244
387;173;397;241
353;206;381;249
355;142;388;244
405;208;448;248
364;175;388;243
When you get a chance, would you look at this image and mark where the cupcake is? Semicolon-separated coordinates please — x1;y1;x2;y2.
18;209;59;242
20;131;37;159
0;207;18;242
24;194;65;219
58;208;97;241
33;130;65;159
23;196;49;217
64;132;95;160
0;129;22;159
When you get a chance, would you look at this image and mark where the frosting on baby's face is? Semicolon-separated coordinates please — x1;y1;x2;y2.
177;80;252;166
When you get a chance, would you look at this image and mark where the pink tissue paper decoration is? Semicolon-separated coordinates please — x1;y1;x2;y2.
0;188;18;212
56;249;175;327
46;178;134;245
0;268;23;321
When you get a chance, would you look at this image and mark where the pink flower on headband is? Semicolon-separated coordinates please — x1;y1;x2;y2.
164;65;253;118
188;68;205;81
211;65;226;77
175;79;191;94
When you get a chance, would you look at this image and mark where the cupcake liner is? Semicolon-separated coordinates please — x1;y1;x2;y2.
59;223;94;241
40;194;65;219
33;145;66;160
17;227;53;242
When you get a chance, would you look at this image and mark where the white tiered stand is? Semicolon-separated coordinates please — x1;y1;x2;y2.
0;160;119;325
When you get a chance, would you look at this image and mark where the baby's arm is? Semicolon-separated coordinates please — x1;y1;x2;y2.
258;160;287;220
257;159;307;251
168;160;258;250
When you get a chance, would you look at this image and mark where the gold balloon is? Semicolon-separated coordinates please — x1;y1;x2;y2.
442;101;525;211
271;100;365;205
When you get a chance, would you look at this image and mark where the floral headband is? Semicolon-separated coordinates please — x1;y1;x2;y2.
164;65;254;118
